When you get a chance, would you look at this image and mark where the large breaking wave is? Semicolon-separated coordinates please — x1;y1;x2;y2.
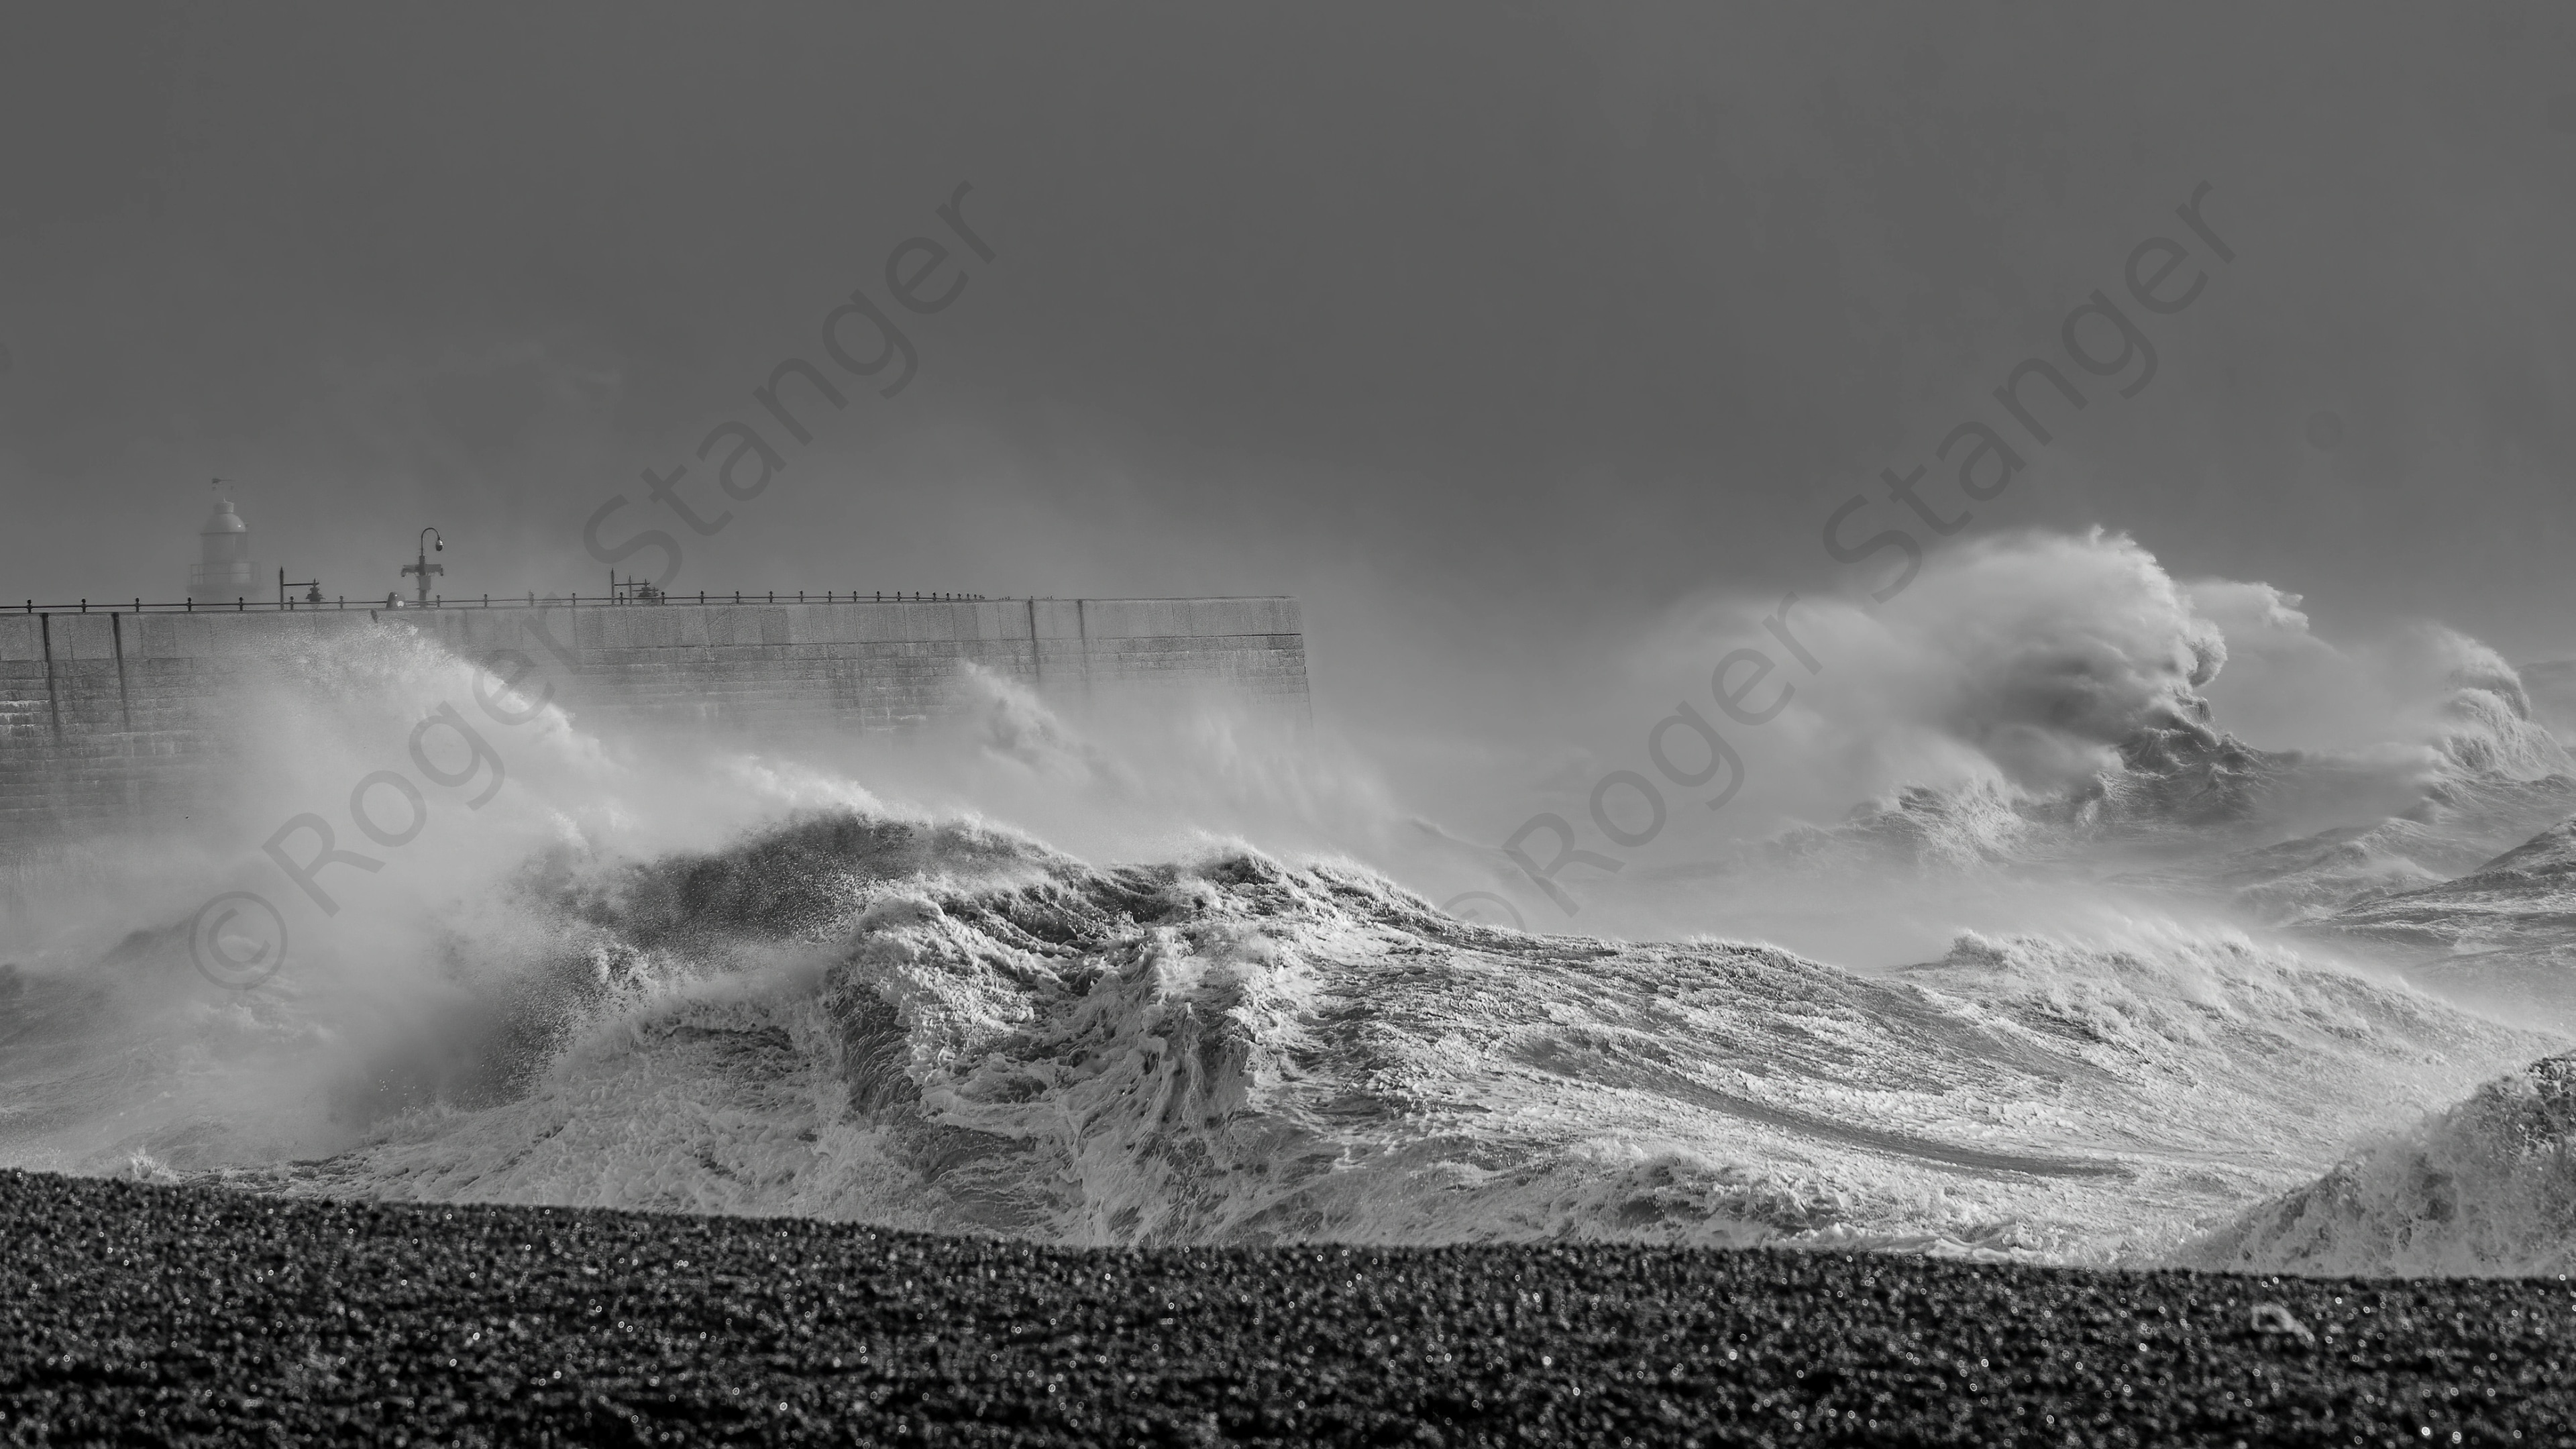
7;527;2576;1276
0;807;2551;1267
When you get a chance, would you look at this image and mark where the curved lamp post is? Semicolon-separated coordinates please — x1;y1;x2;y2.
402;527;445;606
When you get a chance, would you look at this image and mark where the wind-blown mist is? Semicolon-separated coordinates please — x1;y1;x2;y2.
1409;530;2569;952
6;525;2576;1278
1676;529;2233;808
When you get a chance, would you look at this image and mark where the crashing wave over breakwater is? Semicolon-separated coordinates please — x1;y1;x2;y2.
11;529;2576;1278
5;808;2550;1268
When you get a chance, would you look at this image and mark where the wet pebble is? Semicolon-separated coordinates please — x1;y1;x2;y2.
2;1169;2570;1444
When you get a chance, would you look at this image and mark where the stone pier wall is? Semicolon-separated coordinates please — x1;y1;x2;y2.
0;596;1307;851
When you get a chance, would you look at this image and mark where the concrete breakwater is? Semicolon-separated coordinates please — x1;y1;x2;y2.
0;595;1307;851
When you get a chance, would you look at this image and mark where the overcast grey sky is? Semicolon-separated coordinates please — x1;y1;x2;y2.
4;2;2573;798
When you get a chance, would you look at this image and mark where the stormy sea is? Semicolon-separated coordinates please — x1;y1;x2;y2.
9;531;2576;1441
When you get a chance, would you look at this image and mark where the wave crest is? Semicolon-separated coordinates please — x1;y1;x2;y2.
2182;1053;2576;1277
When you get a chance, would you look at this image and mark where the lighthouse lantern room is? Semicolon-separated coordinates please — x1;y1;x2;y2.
188;494;258;598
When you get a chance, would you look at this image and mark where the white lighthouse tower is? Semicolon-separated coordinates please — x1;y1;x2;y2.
188;493;258;600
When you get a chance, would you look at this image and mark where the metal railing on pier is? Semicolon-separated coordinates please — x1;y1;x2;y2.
15;591;992;614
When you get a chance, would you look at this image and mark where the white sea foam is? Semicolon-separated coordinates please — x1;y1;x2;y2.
2181;1054;2576;1277
8;528;2576;1275
15;809;2536;1267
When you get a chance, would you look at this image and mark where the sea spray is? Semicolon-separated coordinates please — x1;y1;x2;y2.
2183;1053;2576;1277
90;810;2540;1265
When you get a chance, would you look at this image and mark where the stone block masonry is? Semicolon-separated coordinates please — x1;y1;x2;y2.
0;596;1308;854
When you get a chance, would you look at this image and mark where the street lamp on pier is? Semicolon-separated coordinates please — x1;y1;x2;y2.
402;528;444;606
